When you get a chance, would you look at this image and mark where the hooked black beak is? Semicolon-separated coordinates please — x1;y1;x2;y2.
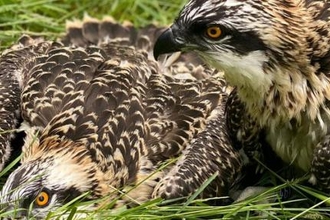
153;27;184;60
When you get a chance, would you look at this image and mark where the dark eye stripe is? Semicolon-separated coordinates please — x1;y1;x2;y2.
187;20;266;55
188;21;208;34
227;30;267;55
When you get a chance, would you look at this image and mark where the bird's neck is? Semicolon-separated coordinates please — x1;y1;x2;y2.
231;63;330;129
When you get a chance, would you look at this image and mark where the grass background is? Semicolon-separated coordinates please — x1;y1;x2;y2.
0;0;329;219
0;0;186;48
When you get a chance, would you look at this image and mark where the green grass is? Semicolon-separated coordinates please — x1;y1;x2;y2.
0;0;330;219
1;156;329;220
0;0;185;48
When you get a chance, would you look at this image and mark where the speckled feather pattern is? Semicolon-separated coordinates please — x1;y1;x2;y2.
0;39;42;171
0;18;241;217
162;0;330;192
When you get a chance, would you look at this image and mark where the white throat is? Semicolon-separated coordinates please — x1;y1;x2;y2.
203;50;272;104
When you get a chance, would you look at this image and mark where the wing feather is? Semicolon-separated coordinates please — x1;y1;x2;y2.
1;17;239;203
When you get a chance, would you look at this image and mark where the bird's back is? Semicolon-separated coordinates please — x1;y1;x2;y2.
2;18;228;191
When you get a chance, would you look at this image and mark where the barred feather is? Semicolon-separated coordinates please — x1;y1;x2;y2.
0;18;240;218
153;0;330;193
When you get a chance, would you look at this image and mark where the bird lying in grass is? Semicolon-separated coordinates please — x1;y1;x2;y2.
154;0;330;193
0;17;242;218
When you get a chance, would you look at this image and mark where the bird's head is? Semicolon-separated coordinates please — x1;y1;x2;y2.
0;137;105;218
154;0;313;102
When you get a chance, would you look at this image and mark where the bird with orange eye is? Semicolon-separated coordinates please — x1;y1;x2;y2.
1;188;53;218
1;173;82;219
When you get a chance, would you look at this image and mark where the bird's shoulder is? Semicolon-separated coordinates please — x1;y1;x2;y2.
13;34;224;160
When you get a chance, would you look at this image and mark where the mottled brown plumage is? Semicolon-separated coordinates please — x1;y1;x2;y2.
0;18;241;218
154;0;330;192
0;64;21;171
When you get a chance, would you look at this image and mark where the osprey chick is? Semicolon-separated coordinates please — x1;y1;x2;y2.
0;18;241;218
154;0;330;191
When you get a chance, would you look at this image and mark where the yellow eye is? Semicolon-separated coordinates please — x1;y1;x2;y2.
206;26;222;39
35;191;50;207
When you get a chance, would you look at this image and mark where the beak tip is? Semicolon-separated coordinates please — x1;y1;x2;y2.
153;27;183;61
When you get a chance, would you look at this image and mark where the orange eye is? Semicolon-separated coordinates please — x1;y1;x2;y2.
206;26;222;39
35;191;50;207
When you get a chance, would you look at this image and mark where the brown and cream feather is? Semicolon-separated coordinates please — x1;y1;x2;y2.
0;18;241;218
153;0;330;192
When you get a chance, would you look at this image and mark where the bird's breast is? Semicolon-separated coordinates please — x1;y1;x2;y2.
265;110;330;172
